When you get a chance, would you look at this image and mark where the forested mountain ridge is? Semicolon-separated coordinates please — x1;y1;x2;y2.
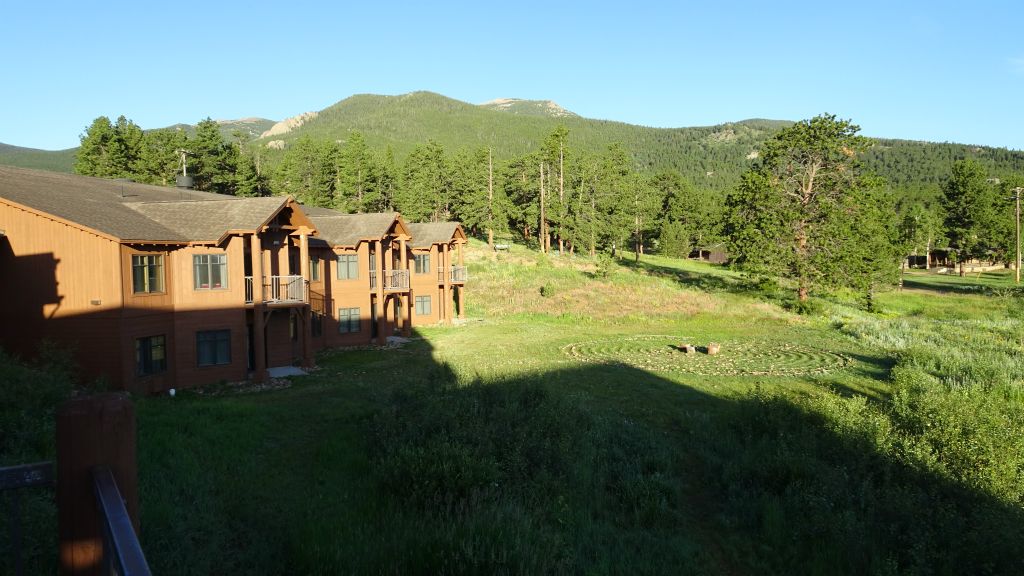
0;143;77;173
2;91;1023;195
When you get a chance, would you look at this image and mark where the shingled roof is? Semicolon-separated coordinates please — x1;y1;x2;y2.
0;166;298;243
406;222;466;248
309;212;406;247
127;197;291;243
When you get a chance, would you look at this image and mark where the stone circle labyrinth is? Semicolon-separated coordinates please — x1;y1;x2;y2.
561;335;850;377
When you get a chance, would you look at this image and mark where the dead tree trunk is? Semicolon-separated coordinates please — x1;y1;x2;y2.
539;162;546;253
487;148;494;248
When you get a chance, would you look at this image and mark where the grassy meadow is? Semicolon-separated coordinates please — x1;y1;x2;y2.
4;242;1024;574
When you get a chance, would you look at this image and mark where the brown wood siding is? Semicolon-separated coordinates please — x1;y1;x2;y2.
409;246;440;326
119;311;176;394
0;201;124;382
265;311;295;367
172;308;248;387
120;245;175;311
171;237;247;311
319;243;377;346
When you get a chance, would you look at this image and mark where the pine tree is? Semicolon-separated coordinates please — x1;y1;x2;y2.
724;114;886;302
398;140;450;222
191;118;239;195
272;135;337;207
941;159;999;275
336;132;377;212
75;116;117;177
136;128;188;186
75;115;143;178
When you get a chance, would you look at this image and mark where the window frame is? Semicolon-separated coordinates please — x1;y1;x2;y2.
338;307;360;333
193;253;229;291
135;334;167;376
415;295;432;316
336;254;359;280
131;254;165;294
310;256;321;282
196;329;231;367
414;254;431;275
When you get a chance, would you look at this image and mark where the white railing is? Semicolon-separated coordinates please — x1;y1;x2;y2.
450;265;467;283
244;275;307;304
438;266;468;283
383;269;409;290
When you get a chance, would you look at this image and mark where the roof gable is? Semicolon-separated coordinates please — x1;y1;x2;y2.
407;222;466;248
308;211;406;247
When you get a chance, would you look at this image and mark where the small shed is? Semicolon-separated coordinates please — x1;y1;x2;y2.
690;242;728;264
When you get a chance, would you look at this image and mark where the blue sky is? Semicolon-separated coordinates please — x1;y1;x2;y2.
2;1;1022;151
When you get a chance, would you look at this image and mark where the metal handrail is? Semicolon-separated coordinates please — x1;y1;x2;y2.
2;462;55;576
93;466;152;576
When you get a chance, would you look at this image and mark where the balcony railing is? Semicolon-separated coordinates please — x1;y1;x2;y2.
383;269;409;291
245;275;307;304
369;270;410;291
438;266;468;283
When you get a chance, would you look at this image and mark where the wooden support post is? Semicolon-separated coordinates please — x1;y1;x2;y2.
442;243;451;324
457;285;464;320
57;394;138;576
251;234;267;382
299;232;313;367
404;289;413;336
374;239;386;343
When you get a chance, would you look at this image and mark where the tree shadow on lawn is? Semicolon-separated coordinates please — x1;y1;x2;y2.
138;332;1024;575
901;275;1004;295
613;258;749;295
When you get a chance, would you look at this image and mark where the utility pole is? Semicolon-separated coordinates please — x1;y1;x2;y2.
1013;187;1023;284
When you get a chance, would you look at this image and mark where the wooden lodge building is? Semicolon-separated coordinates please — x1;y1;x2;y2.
0;166;467;393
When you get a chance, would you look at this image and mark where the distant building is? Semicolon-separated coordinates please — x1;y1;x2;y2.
690;242;728;264
0;166;467;393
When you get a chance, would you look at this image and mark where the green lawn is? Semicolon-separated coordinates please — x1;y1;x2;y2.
6;243;1023;574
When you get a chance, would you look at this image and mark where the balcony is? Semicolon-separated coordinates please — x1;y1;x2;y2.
245;275;307;305
369;269;410;291
438;265;468;284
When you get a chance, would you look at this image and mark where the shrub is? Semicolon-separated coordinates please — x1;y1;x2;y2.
783;297;822;316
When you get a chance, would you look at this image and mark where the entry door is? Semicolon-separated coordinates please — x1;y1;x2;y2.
371;302;378;339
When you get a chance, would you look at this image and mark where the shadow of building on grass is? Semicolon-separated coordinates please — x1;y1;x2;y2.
128;330;1024;575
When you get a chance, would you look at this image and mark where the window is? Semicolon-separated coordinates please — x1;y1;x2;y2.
338;307;360;333
311;312;323;337
131;254;164;293
310;257;321;282
193;254;228;290
337;254;359;280
196;330;231;367
415;295;432;316
135;335;166;376
414;254;431;274
289;315;298;342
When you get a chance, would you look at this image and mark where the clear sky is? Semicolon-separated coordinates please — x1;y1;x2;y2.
2;0;1022;151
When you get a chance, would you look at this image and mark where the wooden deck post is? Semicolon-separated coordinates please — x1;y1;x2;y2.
442;243;451;324
299;232;313;367
57;394;138;576
374;239;386;344
251;233;267;381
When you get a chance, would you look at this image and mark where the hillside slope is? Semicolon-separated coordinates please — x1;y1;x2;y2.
2;91;1022;192
0;143;76;173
